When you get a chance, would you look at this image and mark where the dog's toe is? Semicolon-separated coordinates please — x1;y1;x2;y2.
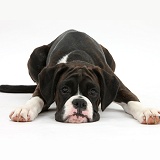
9;107;35;122
141;109;160;124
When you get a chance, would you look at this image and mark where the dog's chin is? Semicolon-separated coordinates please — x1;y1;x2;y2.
65;114;91;123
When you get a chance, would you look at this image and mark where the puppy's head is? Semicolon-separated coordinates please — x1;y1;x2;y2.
39;63;119;123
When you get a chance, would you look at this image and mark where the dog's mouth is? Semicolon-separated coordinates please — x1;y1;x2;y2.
65;113;91;123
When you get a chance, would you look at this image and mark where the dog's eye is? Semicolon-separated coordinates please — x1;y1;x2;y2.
61;86;70;94
88;89;98;97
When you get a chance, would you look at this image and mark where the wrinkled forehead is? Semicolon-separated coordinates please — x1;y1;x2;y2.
58;67;99;90
60;66;97;80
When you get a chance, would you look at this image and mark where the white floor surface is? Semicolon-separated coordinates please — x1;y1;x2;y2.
0;20;160;159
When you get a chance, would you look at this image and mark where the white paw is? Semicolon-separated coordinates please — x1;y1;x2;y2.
9;106;38;122
136;108;160;124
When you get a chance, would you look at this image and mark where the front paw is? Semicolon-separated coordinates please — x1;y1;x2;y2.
9;107;37;122
137;108;160;124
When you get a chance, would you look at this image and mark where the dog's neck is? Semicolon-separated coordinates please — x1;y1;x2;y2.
58;50;95;65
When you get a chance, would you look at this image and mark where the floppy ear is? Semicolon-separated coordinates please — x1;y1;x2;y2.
93;67;119;111
38;63;68;106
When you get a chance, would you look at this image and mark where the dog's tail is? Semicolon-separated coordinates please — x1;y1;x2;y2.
0;85;37;93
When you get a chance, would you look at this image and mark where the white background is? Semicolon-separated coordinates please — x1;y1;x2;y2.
0;1;160;159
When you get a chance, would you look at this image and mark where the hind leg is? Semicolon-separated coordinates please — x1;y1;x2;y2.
100;44;116;72
9;44;53;122
27;44;52;82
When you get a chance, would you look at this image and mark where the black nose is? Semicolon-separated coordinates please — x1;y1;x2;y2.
72;99;87;110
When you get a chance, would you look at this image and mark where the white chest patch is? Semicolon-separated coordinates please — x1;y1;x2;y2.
57;54;69;64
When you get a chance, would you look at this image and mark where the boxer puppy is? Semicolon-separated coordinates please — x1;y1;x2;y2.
0;29;159;124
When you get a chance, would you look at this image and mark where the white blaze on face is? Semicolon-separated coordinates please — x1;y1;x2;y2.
63;95;93;123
